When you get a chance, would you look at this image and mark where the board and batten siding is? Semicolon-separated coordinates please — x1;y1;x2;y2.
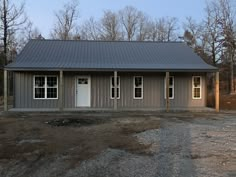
14;72;207;109
159;73;206;108
63;72;113;108
118;73;162;109
14;72;59;108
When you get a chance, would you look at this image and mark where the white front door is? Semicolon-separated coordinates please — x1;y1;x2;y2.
76;76;91;107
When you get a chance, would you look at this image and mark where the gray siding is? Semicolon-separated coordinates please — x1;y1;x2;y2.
15;72;59;108
64;74;75;108
63;72;113;108
118;73;163;108
14;71;207;109
159;73;206;108
91;73;113;108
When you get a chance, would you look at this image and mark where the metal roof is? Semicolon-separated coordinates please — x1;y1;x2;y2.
5;40;217;72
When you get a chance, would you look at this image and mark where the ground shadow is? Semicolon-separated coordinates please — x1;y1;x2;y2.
155;118;197;177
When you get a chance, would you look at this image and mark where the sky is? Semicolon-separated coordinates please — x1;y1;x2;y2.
23;0;207;38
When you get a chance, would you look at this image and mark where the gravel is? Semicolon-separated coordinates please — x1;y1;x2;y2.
64;115;236;177
1;113;235;177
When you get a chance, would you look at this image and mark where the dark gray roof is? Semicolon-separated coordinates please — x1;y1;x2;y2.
5;40;217;72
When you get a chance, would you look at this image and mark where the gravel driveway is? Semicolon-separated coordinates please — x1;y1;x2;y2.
0;112;235;177
66;113;236;177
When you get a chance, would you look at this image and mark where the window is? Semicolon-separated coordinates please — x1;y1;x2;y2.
192;76;201;99
34;76;58;99
134;76;143;99
78;78;88;84
110;76;120;99
164;76;174;99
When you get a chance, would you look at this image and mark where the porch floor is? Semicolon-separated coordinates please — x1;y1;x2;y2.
7;107;216;112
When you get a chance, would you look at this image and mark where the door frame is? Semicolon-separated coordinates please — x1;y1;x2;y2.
75;76;91;107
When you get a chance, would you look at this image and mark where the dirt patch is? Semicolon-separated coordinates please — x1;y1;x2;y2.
0;112;235;177
207;93;236;110
220;94;236;110
0;114;160;163
46;118;105;127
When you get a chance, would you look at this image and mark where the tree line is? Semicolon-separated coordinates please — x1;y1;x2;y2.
0;0;236;94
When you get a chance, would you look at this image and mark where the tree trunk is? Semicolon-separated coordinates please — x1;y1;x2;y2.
3;0;8;65
230;52;235;94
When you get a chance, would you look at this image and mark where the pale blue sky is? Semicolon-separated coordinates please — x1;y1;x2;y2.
24;0;207;37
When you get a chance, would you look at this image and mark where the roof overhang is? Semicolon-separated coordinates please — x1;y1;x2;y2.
4;67;219;72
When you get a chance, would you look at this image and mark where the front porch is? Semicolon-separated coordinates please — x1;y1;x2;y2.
3;70;220;112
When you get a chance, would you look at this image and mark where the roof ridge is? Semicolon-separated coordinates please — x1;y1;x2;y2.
30;39;184;44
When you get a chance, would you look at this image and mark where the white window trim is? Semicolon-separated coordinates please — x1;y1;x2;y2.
164;76;174;100
33;75;58;100
110;76;120;99
133;76;143;99
192;76;202;99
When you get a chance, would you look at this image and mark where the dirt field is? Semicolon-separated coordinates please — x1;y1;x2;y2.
0;112;235;177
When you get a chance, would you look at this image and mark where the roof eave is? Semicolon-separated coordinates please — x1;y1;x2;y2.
4;67;219;72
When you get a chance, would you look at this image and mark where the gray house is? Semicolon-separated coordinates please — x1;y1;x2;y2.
4;40;219;112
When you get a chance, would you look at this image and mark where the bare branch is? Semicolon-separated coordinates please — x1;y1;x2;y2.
51;0;79;40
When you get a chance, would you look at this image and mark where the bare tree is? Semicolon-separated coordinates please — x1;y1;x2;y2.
17;21;42;51
156;18;168;41
203;2;223;65
149;17;178;42
79;17;101;40
0;0;27;65
100;10;122;41
24;21;41;40
216;0;236;93
183;14;222;65
183;17;203;47
165;17;178;41
136;12;151;41
51;0;79;40
183;17;212;64
119;6;141;41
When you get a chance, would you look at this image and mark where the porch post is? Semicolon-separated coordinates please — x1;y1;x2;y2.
215;71;220;112
114;71;117;110
4;69;8;111
165;72;170;112
59;70;64;111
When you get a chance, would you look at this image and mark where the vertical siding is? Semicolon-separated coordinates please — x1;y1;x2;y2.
118;73;163;108
15;72;59;108
63;72;113;108
64;74;75;108
14;71;207;109
160;73;206;108
91;73;113;108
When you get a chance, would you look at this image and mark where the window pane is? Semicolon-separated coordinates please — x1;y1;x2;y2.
35;88;45;98
135;88;142;98
35;77;45;87
194;88;200;98
117;88;119;98
111;88;119;98
135;77;142;87
169;88;173;98
112;88;114;98
169;77;173;86
78;78;88;84
47;88;57;98
194;77;200;87
111;77;119;87
111;77;114;87
47;77;57;87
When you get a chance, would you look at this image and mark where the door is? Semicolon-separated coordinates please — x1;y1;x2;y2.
76;76;91;107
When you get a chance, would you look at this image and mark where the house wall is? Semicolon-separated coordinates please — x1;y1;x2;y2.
14;72;59;108
14;71;207;109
